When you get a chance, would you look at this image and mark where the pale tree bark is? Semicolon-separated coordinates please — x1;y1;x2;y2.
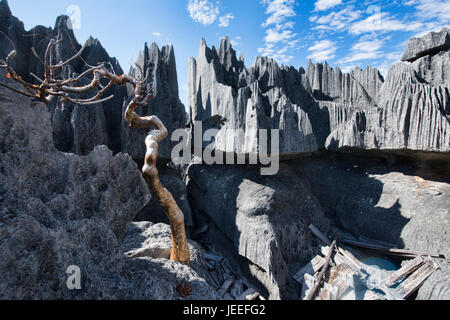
0;32;190;265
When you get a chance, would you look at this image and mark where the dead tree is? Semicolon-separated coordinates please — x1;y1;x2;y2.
0;32;190;265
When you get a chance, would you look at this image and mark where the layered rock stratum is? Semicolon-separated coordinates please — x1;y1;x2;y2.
189;33;450;155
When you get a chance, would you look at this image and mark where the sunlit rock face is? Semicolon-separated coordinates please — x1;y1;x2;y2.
189;37;318;157
326;29;450;152
122;42;187;161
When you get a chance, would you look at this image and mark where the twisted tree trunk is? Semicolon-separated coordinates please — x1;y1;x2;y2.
125;90;190;265
0;33;191;265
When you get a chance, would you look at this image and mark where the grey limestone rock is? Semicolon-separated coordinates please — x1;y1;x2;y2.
186;163;330;299
402;28;450;62
189;37;318;157
122;42;187;161
0;73;215;299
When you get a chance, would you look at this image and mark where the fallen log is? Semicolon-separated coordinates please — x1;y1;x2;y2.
305;240;337;300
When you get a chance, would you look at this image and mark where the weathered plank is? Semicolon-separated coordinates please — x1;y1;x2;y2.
217;277;235;297
359;235;396;248
318;264;355;300
384;256;425;288
340;239;448;261
292;255;326;285
395;258;439;299
301;273;317;300
205;261;215;271
209;270;221;288
309;224;331;245
337;247;365;271
237;288;260;301
363;291;385;300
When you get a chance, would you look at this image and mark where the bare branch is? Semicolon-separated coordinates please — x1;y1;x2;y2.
51;40;87;70
31;47;44;65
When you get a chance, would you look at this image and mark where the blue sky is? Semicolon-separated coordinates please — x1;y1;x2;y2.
7;0;450;108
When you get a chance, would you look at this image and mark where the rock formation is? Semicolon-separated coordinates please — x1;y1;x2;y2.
0;1;128;155
0;69;217;299
0;0;187;158
189;37;318;156
326;28;450;152
0;0;449;300
122;42;187;161
186;31;450;300
402;28;450;62
189;32;449;155
186;162;330;299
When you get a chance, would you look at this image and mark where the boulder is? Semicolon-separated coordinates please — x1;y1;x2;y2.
121;222;220;300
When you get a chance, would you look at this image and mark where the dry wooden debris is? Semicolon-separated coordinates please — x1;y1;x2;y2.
395;258;439;299
340;238;449;261
237;288;260;301
309;224;331;245
305;224;443;300
301;273;317;300
305;240;337;300
217;277;235;298
292;255;325;285
318;264;355;300
384;256;425;288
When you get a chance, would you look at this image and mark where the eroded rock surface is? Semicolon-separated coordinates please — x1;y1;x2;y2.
402;28;450;62
0;71;216;300
122;42;187;161
186;163;330;299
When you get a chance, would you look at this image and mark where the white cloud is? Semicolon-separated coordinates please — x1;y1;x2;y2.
308;39;337;61
312;6;362;31
314;0;342;11
152;32;162;37
187;0;219;25
405;0;450;23
350;12;423;34
261;0;296;27
259;0;298;64
337;39;384;64
219;13;234;27
264;28;297;43
230;36;241;47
